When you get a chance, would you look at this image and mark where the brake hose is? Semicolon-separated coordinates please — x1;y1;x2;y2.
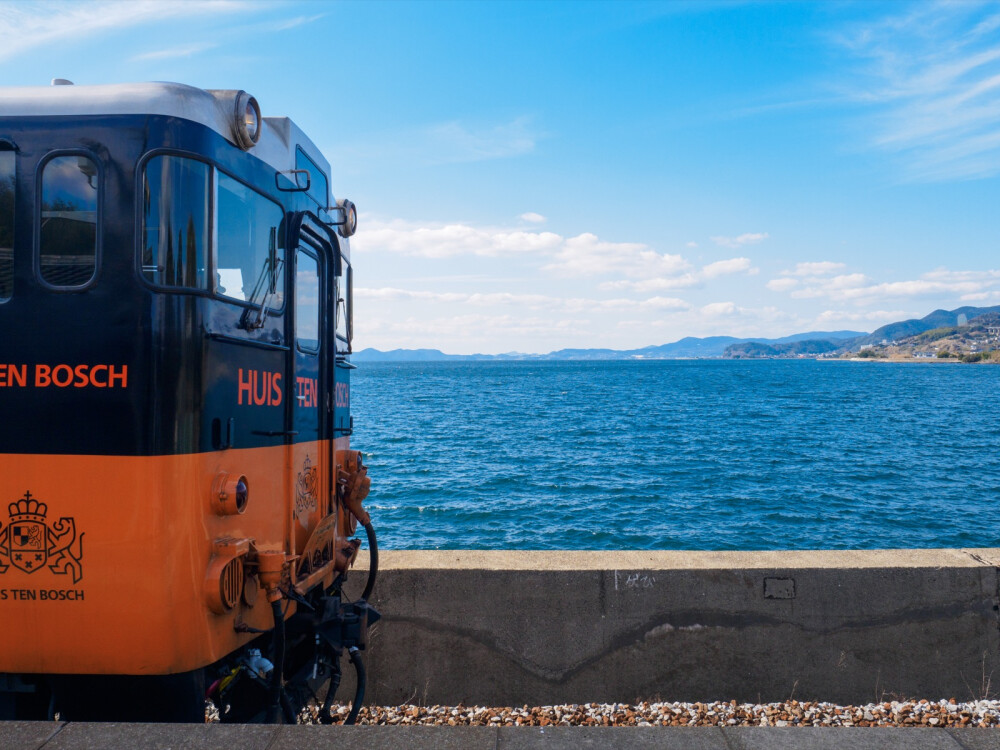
362;521;378;601
345;646;366;725
267;600;285;723
319;657;342;725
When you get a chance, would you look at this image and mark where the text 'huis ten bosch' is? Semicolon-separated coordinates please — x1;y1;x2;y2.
0;364;128;389
237;368;349;408
0;492;85;602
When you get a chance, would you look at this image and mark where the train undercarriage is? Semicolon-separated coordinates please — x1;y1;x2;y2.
0;525;379;724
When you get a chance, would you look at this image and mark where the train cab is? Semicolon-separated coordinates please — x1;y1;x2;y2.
0;81;376;723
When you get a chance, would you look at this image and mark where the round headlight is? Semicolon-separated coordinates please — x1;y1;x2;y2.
234;91;261;150
338;198;358;238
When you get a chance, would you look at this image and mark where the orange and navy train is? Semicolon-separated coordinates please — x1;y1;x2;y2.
0;81;377;723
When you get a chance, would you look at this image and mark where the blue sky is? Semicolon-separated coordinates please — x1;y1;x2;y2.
2;0;998;353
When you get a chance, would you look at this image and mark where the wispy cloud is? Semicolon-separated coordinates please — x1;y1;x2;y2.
0;1;249;62
272;13;326;32
336;116;543;167
426;117;539;162
131;42;217;62
838;1;1000;181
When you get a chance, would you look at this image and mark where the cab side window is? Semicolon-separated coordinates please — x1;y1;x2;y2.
215;172;284;308
335;259;351;348
296;250;320;352
141;155;210;288
39;154;98;287
295;148;328;210
0;148;13;300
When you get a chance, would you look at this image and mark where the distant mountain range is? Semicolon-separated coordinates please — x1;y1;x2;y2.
353;330;864;362
853;306;1000;347
352;305;1000;362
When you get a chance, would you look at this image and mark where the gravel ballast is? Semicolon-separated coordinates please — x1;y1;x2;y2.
304;699;1000;727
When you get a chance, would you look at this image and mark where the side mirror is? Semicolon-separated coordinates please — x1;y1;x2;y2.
275;169;311;193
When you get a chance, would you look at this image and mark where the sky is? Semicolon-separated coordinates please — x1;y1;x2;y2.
2;0;999;354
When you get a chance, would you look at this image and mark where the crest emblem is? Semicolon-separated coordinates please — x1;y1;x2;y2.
295;455;319;518
0;492;84;584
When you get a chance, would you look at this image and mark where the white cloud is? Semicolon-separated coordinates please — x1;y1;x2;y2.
961;291;1000;302
822;273;869;290
355;219;758;301
837;279;983;300
544;233;689;278
767;278;799;292
641;296;691;311
782;261;847;277
685;241;699;248
702;257;755;278
358;219;702;281
520;212;546;224
922;267;1000;283
602;257;756;292
354;221;562;259
356;287;692;315
710;232;769;249
701;301;738;317
359;313;594;347
0;1;249;62
602;276;697;293
777;267;1000;302
814;309;913;325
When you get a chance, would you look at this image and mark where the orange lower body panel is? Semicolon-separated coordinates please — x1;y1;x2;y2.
0;439;348;676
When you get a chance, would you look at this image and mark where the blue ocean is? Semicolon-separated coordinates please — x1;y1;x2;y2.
351;360;1000;550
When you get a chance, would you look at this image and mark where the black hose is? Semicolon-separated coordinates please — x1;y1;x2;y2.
361;522;378;602
319;657;342;725
345;647;366;725
267;600;285;723
280;690;297;724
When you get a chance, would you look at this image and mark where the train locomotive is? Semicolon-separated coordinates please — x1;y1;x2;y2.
0;81;377;723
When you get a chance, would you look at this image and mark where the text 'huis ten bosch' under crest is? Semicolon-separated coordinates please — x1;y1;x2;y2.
0;492;83;584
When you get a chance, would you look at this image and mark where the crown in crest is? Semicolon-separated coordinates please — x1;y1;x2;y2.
9;492;47;522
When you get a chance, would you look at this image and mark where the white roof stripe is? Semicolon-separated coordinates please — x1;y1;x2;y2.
0;81;331;199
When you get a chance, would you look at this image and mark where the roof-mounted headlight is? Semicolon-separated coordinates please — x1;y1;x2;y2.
234;91;261;150
336;198;358;238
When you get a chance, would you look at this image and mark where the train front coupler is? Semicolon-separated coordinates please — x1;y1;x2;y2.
308;449;380;724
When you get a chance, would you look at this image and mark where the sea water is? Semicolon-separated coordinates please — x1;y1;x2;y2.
351;360;1000;550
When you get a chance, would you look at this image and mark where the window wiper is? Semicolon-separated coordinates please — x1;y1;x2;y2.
241;227;282;330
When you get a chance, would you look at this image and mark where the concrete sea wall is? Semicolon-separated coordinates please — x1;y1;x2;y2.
344;549;1000;706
